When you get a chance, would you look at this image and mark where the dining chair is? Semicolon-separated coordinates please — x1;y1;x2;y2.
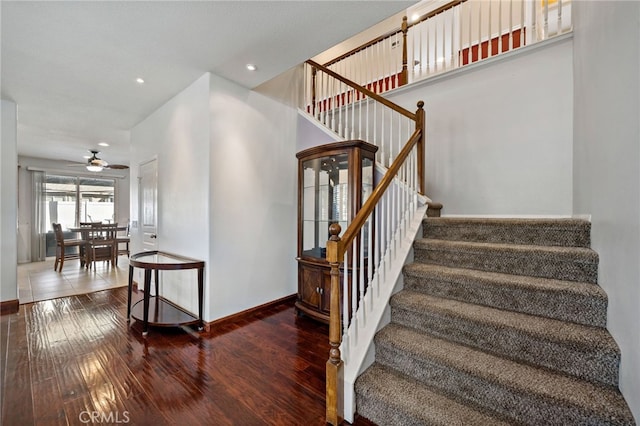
86;222;118;269
116;223;130;264
52;223;86;272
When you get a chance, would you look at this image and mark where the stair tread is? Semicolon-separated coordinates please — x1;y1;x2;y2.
415;238;599;261
375;323;633;421
423;217;591;228
356;363;512;426
404;263;606;296
422;217;592;247
391;290;618;352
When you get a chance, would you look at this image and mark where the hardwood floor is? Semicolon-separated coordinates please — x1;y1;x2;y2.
1;286;372;425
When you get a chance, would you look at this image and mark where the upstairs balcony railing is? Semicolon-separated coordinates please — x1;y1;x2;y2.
312;0;572;99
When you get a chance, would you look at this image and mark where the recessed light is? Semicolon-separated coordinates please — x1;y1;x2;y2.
98;142;109;147
246;64;257;71
136;77;145;84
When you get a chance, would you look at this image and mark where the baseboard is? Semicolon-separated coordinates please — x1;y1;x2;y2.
204;294;297;332
1;299;20;315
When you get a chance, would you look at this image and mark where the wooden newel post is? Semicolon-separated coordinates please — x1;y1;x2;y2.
416;100;425;194
326;223;344;425
401;16;409;86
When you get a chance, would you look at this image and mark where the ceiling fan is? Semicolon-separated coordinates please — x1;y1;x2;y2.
69;150;129;172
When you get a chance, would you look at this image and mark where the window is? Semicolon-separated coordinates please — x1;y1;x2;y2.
44;175;115;231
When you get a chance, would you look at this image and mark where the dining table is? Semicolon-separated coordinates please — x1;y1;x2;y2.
68;224;128;267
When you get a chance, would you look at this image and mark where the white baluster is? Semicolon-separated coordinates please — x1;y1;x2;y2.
351;89;356;140
509;0;514;51
479;0;483;60
343;250;349;335
521;0;526;47
468;0;473;64
499;0;503;54
557;0;563;35
359;226;365;313
543;0;549;40
351;240;357;321
331;76;336;133
451;5;456;69
367;213;373;293
488;0;492;58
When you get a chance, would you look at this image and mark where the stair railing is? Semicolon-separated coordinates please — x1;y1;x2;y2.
305;60;425;425
304;60;422;176
314;0;572;96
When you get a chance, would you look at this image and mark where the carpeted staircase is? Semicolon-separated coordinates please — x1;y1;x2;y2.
355;217;636;425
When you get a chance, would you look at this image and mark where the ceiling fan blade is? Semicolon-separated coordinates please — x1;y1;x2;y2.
105;164;129;170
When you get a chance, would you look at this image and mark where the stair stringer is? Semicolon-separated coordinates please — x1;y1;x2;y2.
341;202;428;423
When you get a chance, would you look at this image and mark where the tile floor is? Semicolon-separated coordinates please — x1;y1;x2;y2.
17;256;130;304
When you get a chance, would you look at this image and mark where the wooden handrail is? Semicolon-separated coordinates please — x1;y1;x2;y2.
323;28;403;68
407;0;467;30
324;100;424;425
320;0;467;74
336;129;421;254
306;59;416;121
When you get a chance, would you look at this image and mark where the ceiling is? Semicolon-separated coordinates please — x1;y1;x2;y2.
1;0;417;168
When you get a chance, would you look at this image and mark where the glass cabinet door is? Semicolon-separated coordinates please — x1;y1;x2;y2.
301;153;349;259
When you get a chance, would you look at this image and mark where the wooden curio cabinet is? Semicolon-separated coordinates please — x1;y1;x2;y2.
295;140;378;323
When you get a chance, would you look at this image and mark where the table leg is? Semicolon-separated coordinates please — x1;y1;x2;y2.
127;265;134;320
143;268;151;336
198;267;204;331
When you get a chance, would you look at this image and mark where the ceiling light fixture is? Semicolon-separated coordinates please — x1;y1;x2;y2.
86;165;103;172
246;64;257;71
136;77;145;84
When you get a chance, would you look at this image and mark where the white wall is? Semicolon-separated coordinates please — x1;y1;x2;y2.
572;1;640;420
1;100;18;303
208;73;298;321
130;73;211;316
296;112;341;152
129;71;298;322
386;38;574;216
16;155;130;263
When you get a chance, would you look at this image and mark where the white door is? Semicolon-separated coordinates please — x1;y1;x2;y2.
139;159;158;251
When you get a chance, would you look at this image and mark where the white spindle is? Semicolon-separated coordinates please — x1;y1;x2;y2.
351;88;356;139
499;0;503;54
557;0;563;35
451;6;456;69
531;0;537;43
359;227;365;311
351;241;357;318
478;1;483;60
380;106;385;166
441;13;446;69
543;0;549;40
343;250;349;333
521;0;525;47
331;76;336;132
468;1;473;64
509;0;514;51
488;0;492;58
367;213;373;292
339;81;344;138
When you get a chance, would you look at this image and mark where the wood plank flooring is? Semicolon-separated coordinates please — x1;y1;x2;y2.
1;286;372;425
